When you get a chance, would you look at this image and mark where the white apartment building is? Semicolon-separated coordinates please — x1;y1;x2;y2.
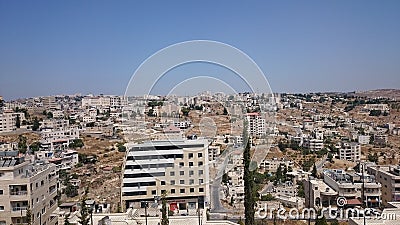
42;96;58;110
40;128;79;151
40;119;69;130
0;153;58;225
303;138;324;151
121;139;210;211
0;142;18;151
323;169;381;208
51;110;64;119
0;111;25;133
304;178;338;209
259;158;294;173
339;142;361;162
358;135;370;145
367;165;400;206
246;112;266;138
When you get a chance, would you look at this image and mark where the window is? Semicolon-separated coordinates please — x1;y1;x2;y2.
199;188;204;192
199;170;203;175
161;181;166;185
170;171;175;176
189;170;194;176
180;180;185;185
170;180;175;185
180;171;184;176
190;188;195;193
199;179;204;184
179;162;184;167
0;190;3;195
189;179;194;185
171;189;176;194
189;153;194;159
198;153;203;158
152;190;157;195
0;206;4;211
189;162;194;167
198;162;203;166
180;189;185;193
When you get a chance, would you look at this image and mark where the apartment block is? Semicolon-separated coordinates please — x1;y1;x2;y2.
0;153;58;225
358;135;370;145
303;138;324;151
323;169;381;208
339;142;361;162
259;158;293;173
246;112;266;138
367;165;400;206
40;128;79;151
121;139;210;211
0;110;25;133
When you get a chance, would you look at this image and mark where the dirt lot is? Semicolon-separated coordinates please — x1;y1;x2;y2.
64;135;125;212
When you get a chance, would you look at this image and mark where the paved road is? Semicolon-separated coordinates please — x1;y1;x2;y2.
210;146;236;213
316;154;328;173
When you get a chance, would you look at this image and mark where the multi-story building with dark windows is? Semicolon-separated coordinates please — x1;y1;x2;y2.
0;152;58;225
121;139;210;211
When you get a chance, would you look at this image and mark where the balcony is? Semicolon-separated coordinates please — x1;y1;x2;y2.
9;185;28;197
10;207;27;217
10;191;28;196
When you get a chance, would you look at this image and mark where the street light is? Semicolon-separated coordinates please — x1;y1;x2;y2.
141;201;148;225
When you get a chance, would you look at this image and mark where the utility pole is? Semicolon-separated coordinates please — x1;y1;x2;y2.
145;202;148;225
198;208;201;225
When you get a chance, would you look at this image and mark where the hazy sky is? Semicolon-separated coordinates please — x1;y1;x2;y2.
0;1;399;100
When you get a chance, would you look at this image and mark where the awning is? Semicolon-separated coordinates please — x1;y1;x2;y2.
346;199;362;205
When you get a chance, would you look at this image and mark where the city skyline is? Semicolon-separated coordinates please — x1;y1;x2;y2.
1;1;400;100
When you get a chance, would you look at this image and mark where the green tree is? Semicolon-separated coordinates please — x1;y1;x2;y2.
312;163;318;177
26;204;32;225
327;153;333;162
78;189;90;225
297;183;305;198
275;165;283;183
181;107;190;116
330;219;340;225
261;194;275;201
64;214;71;225
117;143;126;152
16;114;21;128
368;153;379;163
224;136;229;143
65;183;78;197
69;139;84;149
243;129;255;225
161;192;169;225
223;107;228;115
18;135;27;154
315;215;328;225
47;111;53;119
30;142;41;152
32;117;40;131
222;173;230;184
369;110;382;116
